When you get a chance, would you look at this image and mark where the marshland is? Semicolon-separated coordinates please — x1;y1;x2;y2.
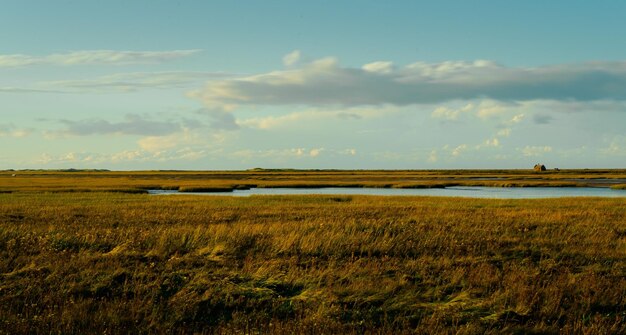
1;170;626;333
5;1;626;334
2;168;626;193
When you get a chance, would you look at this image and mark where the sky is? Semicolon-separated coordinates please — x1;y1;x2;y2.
2;0;626;170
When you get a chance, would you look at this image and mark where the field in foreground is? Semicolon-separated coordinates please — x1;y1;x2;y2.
1;192;625;334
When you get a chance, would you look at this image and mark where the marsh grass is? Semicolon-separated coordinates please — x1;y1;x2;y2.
1;169;625;193
1;191;625;333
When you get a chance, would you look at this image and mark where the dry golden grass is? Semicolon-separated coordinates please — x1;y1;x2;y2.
1;190;625;334
1;169;625;193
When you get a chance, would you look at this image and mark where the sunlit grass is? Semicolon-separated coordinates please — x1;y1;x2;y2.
1;169;625;193
1;191;625;333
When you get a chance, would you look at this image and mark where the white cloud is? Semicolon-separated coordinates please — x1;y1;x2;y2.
138;128;226;153
230;148;310;161
109;150;146;162
55;114;195;137
238;106;395;129
37;147;211;166
521;146;552;157
138;136;181;152
431;101;528;128
483;138;500;147
238;112;313;130
431;103;474;121
46;112;238;147
448;138;503;158
497;128;512;137
362;61;394;74
191;56;626;109
309;148;323;157
229;147;357;162
283;50;302;67
42;71;233;93
476;100;508;119
509;114;525;124
405;59;500;81
0;54;35;67
600;137;626;156
0;50;200;67
0;124;31;138
452;144;468;157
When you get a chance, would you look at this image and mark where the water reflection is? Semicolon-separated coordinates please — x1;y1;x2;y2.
149;186;626;199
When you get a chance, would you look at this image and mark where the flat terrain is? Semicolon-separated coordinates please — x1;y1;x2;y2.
1;170;625;333
2;169;626;193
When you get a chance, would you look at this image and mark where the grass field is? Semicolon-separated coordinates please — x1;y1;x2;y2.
2;169;626;193
1;175;626;333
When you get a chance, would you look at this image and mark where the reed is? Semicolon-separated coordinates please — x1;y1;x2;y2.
1;169;625;193
1;191;625;333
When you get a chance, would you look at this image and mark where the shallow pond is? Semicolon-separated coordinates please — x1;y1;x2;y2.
149;186;626;199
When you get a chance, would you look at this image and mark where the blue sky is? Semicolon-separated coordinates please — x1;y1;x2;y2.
2;1;626;169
